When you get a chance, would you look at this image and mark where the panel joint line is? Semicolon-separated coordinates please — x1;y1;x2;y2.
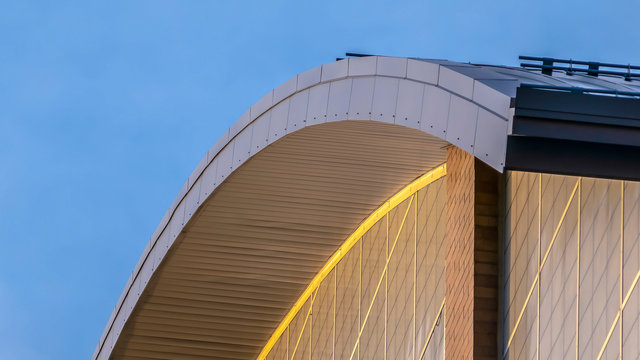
504;178;580;357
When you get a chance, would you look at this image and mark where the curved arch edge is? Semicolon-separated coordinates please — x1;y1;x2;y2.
94;56;512;360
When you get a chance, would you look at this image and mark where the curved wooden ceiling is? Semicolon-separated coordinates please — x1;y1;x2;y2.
110;121;447;359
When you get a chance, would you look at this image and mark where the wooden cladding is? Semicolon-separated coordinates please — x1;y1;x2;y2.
445;146;500;359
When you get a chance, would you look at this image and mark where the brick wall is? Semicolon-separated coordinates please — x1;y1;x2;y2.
445;146;499;359
446;147;476;359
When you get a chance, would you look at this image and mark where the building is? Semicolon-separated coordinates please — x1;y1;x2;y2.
93;55;640;359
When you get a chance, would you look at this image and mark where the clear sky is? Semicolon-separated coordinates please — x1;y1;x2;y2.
1;1;639;359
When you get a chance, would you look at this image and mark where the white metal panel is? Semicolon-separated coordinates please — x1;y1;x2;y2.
198;161;217;202
184;180;201;220
113;276;130;321
145;242;157;274
188;155;207;189
140;240;152;261
147;246;158;278
151;208;170;247
131;254;143;285
95;344;105;360
133;271;144;299
250;112;271;156
158;202;172;230
97;329;107;356
446;95;478;153
157;226;171;252
169;181;188;218
251;90;274;121
154;230;170;265
268;98;290;142
207;129;229;162
438;66;474;99
297;65;322;91
474;108;508;169
287;89;309;133
138;251;153;286
232;128;252;170
122;292;134;320
508;107;515;134
321;59;348;82
274;76;297;105
376;57;407;78
407;59;439;85
473;80;511;120
348;77;375;120
103;329;115;358
372;76;399;123
113;313;125;345
306;82;330;126
168;209;181;244
395;79;424;130
420;85;451;137
174;200;187;231
230;109;251;139
327;79;352;122
132;275;143;301
216;144;234;183
348;56;377;76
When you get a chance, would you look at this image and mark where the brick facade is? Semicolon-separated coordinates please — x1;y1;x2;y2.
445;146;500;359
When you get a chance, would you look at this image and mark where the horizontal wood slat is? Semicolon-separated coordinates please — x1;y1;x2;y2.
112;121;448;359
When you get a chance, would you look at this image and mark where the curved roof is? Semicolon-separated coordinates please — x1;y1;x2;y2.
93;56;640;359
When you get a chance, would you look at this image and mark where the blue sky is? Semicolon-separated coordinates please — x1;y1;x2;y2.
1;1;639;359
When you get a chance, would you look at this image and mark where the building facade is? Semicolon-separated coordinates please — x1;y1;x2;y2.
94;55;640;359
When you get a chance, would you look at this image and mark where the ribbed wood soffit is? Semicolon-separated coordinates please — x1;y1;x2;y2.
111;121;448;359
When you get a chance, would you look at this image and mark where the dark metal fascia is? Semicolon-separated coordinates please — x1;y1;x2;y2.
515;86;640;124
505;136;640;181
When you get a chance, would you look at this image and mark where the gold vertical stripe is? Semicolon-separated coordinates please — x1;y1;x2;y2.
309;288;312;360
538;173;542;360
333;267;336;360
505;178;580;355
414;190;417;360
576;178;581;360
596;215;640;360
348;195;416;360
358;237;362;360
385;213;388;360
620;181;624;360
